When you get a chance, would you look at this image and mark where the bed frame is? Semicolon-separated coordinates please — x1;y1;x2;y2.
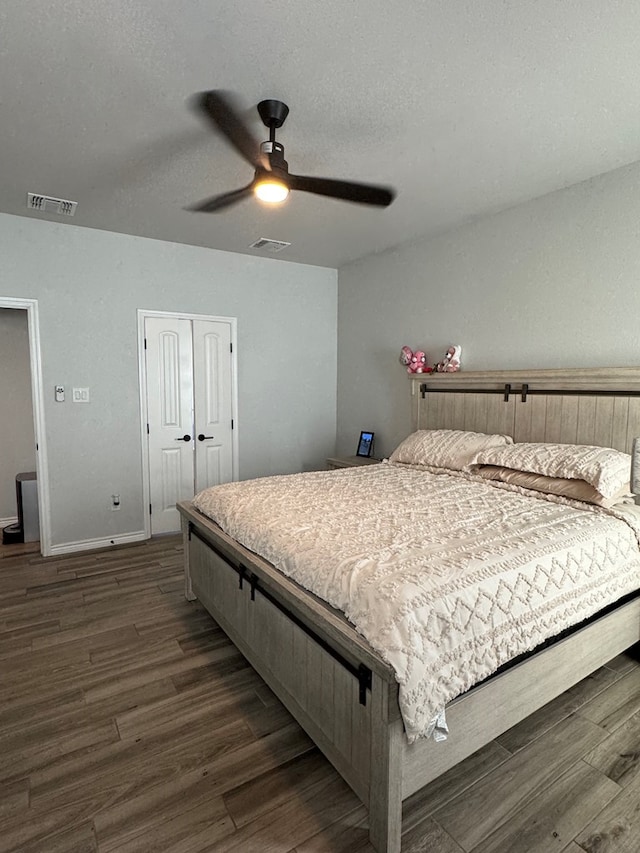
178;367;640;853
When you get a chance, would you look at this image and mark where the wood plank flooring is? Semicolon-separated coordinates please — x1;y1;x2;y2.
1;536;640;852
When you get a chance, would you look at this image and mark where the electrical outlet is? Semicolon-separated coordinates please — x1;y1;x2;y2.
111;494;121;511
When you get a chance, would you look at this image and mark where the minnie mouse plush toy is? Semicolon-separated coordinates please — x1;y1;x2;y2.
400;346;432;374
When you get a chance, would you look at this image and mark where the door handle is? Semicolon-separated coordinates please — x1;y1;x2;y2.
175;434;192;442
198;434;214;441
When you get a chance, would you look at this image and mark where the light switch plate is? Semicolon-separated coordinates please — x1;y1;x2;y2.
72;387;90;403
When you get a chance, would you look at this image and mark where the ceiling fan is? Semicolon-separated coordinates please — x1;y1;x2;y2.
187;91;396;212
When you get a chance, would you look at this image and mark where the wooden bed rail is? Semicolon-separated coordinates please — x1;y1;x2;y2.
187;520;374;705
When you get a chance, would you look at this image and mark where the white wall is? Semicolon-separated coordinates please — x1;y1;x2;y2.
0;308;36;521
337;159;640;458
0;213;337;551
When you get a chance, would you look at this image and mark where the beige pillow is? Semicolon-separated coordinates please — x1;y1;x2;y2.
471;442;631;500
477;465;632;508
389;429;513;472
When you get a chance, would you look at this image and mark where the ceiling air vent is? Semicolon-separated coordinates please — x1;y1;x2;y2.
27;193;77;216
249;237;291;254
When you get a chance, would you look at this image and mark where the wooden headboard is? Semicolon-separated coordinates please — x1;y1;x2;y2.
410;367;640;454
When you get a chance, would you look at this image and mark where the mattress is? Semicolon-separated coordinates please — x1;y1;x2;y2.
193;461;640;741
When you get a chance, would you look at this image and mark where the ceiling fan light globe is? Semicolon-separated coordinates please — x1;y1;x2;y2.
254;180;290;204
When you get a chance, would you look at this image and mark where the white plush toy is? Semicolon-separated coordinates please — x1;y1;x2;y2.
436;345;462;373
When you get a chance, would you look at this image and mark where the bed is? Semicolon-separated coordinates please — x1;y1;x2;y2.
178;367;640;853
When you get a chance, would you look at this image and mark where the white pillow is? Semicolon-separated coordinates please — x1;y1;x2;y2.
389;429;513;472
477;465;632;508
471;442;631;501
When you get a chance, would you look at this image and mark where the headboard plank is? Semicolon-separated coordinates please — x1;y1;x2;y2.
543;395;564;444
485;395;516;437
558;396;579;445
612;397;630;453
470;394;488;433
411;368;640;453
540;395;579;445
627;398;640;453
452;394;466;430
595;397;616;450
576;397;597;447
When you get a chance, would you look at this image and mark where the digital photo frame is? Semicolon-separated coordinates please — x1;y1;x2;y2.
356;431;374;458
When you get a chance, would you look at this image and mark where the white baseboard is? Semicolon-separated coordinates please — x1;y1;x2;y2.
0;516;18;527
48;530;148;556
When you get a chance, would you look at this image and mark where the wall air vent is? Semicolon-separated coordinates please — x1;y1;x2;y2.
249;237;291;254
27;193;77;216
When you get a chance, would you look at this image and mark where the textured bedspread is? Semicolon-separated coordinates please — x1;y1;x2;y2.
193;462;640;741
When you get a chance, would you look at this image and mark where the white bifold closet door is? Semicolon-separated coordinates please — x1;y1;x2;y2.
145;316;234;535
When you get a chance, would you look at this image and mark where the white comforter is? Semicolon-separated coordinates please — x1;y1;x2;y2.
193;462;640;741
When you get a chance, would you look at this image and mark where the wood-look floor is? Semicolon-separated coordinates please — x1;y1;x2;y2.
1;537;640;852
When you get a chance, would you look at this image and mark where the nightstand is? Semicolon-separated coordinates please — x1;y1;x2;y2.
326;456;381;470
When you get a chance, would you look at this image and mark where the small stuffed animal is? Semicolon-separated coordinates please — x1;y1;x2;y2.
400;346;433;374
399;345;413;367
411;350;428;373
436;345;462;373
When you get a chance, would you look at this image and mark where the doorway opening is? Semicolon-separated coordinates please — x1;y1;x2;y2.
0;297;50;556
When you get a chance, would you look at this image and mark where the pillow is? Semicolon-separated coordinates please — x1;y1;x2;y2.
471;442;632;500
389;429;513;472
477;465;632;508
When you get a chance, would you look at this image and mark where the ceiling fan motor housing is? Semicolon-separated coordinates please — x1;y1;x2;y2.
260;140;288;175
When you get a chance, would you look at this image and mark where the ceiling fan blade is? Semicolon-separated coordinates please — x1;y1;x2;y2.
192;91;269;171
186;181;255;213
288;174;395;207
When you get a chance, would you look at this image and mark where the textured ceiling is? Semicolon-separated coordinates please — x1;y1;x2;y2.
2;1;640;268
